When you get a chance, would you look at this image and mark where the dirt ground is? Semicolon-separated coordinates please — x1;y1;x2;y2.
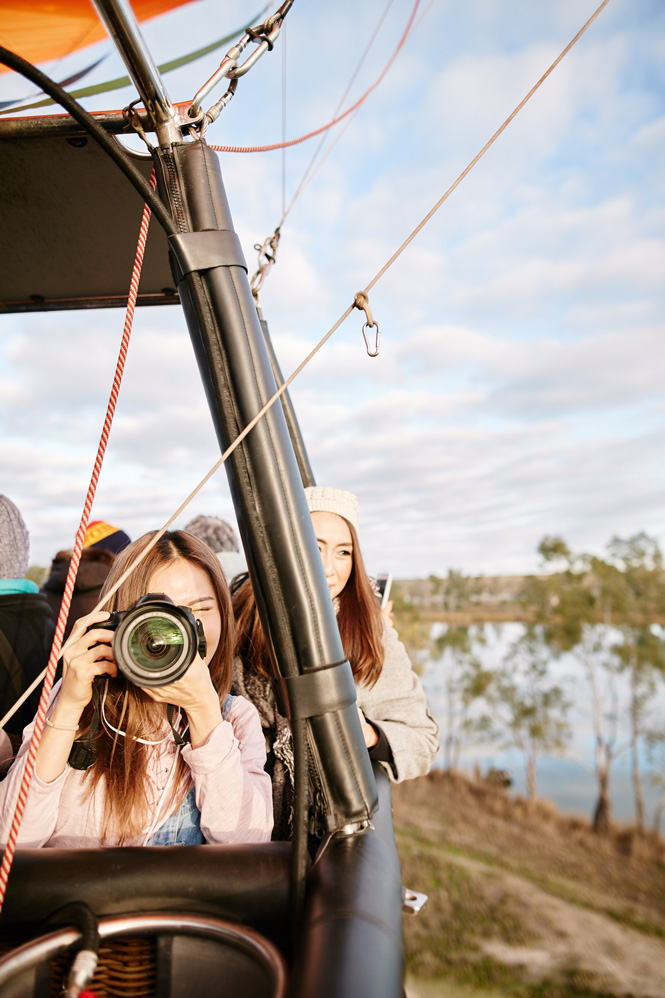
392;771;665;998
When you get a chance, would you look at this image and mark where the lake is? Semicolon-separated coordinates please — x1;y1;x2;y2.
418;621;664;829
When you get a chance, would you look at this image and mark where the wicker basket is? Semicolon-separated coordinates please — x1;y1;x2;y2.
0;913;288;998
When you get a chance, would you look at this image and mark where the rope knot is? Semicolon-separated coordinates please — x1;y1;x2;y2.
353;291;374;328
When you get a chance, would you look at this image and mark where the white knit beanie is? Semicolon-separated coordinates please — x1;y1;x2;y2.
304;486;359;533
0;495;30;579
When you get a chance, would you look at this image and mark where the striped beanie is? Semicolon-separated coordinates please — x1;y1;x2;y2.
83;520;131;555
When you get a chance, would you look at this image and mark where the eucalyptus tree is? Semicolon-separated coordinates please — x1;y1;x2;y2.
526;532;665;832
520;540;623;828
645;728;665;834
390;587;433;671
431;624;492;771
479;627;571;800
573;625;629;833
599;534;665;832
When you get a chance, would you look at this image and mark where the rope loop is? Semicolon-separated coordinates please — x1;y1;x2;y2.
353;291;374;326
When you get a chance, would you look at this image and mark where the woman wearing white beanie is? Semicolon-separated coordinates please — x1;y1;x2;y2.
231;486;439;841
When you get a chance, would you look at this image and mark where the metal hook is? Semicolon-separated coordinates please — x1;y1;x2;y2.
121;99;154;151
250;228;281;304
362;321;381;358
354;291;381;357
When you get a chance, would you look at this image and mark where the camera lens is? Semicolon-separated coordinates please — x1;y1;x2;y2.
114;605;197;688
128;618;184;668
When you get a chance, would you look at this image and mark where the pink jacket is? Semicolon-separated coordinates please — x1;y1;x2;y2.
0;689;273;848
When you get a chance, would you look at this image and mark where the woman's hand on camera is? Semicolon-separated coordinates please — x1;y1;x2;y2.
35;612;117;784
141;654;222;749
59;612;118;716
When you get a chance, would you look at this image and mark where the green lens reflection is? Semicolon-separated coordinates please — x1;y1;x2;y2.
128;617;184;671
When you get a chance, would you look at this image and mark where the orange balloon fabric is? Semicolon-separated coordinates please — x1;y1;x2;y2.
0;0;192;72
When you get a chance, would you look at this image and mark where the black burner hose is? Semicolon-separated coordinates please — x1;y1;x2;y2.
0;44;177;239
47;902;100;997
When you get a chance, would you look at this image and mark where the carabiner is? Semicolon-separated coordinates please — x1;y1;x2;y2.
362;321;381;358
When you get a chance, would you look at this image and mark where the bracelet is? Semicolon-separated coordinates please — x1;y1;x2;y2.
45;718;79;732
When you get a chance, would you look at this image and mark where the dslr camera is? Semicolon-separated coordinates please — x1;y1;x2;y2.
89;593;207;688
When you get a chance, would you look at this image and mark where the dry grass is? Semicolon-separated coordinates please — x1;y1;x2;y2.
393;770;665;998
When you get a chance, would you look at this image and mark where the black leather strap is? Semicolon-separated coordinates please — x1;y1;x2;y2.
277;661;356;721
168;229;247;277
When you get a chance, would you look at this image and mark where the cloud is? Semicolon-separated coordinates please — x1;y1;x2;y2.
1;0;663;580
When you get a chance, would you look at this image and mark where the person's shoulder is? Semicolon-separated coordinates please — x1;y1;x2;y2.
0;588;55;622
226;693;261;725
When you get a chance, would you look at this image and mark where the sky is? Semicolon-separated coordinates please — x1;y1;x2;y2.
1;0;664;581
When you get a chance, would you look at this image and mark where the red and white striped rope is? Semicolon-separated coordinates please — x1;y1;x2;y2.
0;170;157;911
209;0;420;155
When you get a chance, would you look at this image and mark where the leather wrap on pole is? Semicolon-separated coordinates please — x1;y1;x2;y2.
151;140;378;829
290;765;405;998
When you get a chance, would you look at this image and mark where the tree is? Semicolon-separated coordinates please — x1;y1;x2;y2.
601;534;665;832
390;587;432;671
430;625;492;771
527;531;665;832
574;626;630;833
523;538;621;828
427;569;481;615
480;627;571;800
645;728;665;834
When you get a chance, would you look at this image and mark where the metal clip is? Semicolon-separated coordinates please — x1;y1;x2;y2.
402;887;428;916
121;99;154;152
188;1;294;120
354;291;381;357
250;228;281;306
362;321;381;357
199;78;238;135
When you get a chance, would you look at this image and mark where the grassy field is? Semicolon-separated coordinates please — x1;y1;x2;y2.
392;770;665;998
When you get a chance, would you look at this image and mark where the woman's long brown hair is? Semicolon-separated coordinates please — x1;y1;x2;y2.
233;520;384;687
78;530;233;844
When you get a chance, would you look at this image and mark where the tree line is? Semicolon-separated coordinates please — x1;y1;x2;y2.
393;532;665;835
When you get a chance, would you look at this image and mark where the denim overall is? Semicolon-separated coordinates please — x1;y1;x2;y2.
146;695;234;846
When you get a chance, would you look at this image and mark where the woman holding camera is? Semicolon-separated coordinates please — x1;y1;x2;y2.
232;486;439;840
0;530;273;848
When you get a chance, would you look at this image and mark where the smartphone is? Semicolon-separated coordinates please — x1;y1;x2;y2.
375;572;393;609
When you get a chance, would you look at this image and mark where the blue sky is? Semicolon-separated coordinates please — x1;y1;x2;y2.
1;0;664;579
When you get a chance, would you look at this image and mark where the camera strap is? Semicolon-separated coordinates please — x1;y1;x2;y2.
68;681;102;771
68;682;190;769
167;704;190;747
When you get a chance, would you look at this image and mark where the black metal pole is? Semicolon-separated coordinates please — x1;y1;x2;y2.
259;318;316;488
152;140;378;832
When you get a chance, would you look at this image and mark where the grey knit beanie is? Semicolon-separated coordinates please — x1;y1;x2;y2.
304;487;359;533
0;495;30;579
184;515;240;554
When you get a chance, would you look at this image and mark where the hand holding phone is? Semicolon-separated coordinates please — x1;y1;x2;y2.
375;572;392;609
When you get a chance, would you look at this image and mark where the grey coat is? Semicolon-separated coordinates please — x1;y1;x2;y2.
231;621;439;841
356;621;439;782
